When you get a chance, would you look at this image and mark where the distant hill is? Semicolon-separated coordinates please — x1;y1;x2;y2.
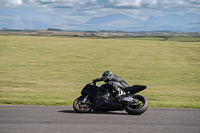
147;13;200;24
0;8;200;32
86;13;142;25
0;8;82;29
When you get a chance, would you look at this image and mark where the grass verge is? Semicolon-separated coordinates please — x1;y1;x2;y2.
0;35;199;108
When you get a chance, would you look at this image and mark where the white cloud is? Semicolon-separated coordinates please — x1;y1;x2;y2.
12;0;23;6
0;0;23;7
40;0;59;2
115;0;141;7
1;0;200;9
0;0;200;22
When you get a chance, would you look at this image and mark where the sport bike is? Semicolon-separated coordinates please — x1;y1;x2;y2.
73;81;148;115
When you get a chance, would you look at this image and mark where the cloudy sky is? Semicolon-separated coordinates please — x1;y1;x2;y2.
0;0;200;22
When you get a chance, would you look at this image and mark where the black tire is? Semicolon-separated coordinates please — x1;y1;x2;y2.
123;95;148;115
73;96;93;113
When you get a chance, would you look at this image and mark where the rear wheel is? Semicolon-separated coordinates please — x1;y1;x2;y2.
123;95;148;115
73;96;93;113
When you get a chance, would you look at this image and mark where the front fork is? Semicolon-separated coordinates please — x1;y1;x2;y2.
81;95;89;104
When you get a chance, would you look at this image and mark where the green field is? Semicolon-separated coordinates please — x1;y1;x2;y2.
0;35;199;108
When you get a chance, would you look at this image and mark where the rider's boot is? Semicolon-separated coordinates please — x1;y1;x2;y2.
115;86;126;99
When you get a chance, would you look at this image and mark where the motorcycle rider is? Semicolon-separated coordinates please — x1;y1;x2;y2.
93;71;129;98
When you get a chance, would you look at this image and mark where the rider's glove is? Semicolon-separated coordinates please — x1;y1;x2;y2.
93;78;97;84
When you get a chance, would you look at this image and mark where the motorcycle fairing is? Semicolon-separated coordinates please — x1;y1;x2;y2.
81;84;108;109
81;84;123;111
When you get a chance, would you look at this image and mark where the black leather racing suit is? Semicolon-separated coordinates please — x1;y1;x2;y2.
94;74;129;91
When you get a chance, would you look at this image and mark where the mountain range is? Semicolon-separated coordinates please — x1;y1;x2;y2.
0;8;200;32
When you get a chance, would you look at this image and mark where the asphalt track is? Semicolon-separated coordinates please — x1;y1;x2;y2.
0;106;200;133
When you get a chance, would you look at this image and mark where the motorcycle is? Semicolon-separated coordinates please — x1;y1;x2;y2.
73;80;148;115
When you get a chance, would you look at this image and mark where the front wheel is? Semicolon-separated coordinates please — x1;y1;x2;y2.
73;96;93;113
123;95;148;115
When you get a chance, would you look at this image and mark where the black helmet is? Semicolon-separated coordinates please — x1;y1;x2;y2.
102;71;113;77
